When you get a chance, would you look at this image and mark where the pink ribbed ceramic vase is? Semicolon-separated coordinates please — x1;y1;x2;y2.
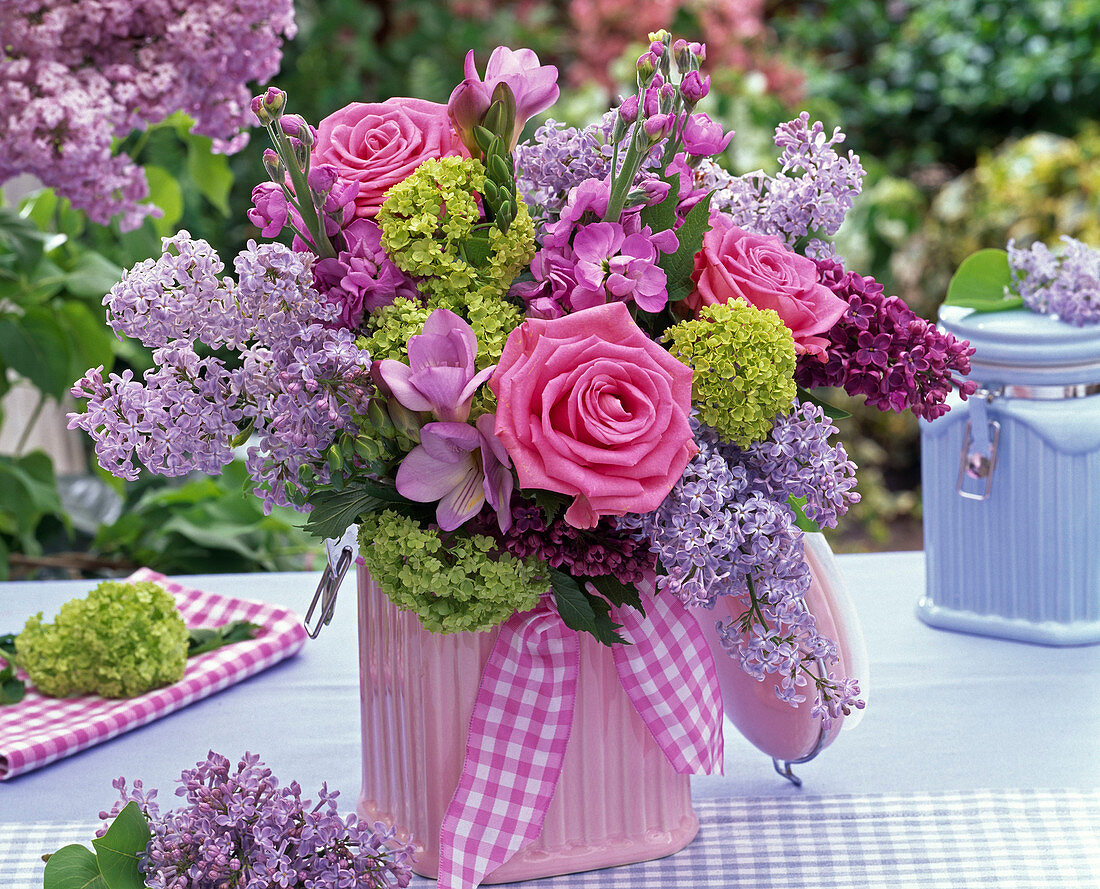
355;569;698;883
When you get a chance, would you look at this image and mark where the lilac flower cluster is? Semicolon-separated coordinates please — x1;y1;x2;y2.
69;237;372;511
1008;236;1100;327
0;0;295;228
795;258;977;420
101;751;414;889
514;116;615;224
698;112;865;249
470;501;655;585
620;414;862;721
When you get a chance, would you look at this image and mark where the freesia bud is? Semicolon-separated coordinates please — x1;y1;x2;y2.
448;79;491;156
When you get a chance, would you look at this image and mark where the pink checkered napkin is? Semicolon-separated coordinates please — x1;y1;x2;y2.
0;569;307;780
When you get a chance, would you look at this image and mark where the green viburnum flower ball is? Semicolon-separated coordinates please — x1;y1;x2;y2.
359;511;546;634
665;301;797;447
15;580;189;698
377;156;535;303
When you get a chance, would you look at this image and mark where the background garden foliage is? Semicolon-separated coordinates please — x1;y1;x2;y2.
1;0;1097;577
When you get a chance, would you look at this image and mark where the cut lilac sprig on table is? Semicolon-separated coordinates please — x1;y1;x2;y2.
1008;236;1100;327
100;751;415;889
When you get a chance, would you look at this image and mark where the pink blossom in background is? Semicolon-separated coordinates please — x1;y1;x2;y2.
311;98;467;219
0;0;295;229
686;216;848;357
490;302;697;529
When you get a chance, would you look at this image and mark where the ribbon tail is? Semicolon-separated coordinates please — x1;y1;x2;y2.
612;587;725;775
438;605;579;889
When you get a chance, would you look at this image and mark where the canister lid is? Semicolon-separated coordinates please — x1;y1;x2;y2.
939;306;1100;385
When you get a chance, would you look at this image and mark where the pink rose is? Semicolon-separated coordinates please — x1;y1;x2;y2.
685;216;847;357
311;98;467;219
489;302;698;529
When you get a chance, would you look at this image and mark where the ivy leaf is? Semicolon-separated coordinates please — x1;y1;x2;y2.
944;248;1023;313
187;621;261;657
587;573;645;617
43;844;109;889
91;801;151;889
796;386;851;421
658;193;713;304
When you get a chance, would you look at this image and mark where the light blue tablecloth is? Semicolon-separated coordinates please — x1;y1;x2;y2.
2;553;1098;886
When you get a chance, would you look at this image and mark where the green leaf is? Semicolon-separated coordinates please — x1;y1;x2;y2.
186;137;234;216
0;659;25;706
42;844;109;889
528;489;571;524
0;305;74;398
303;479;409;540
56;300;117;382
187;620;261;657
549;569;626;645
944;248;1023;313
91;802;151;889
796;386;852;421
0;633;15;658
587;573;645;616
638;172;681;234
788;495;821;533
63;252;123;299
143;165;183;238
658;192;713;304
462;233;492;266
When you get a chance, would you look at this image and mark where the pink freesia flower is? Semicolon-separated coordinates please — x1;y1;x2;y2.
686;216;848;357
490;302;697;530
376;309;495;422
448;46;559;151
395;415;514;532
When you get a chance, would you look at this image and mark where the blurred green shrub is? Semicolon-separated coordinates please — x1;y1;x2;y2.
777;0;1100;171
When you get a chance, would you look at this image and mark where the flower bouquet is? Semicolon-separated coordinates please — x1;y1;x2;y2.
70;30;976;888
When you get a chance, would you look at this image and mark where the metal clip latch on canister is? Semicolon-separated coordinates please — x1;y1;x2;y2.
957;387;1001;501
304;525;359;638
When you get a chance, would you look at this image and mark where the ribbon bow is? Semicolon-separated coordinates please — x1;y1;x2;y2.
437;586;724;889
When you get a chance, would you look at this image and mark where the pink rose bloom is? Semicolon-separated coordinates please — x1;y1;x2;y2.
312;98;467;219
490;302;698;529
685;216;848;357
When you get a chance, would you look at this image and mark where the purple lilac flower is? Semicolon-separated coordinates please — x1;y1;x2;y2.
470;503;654;585
70;239;372;513
619;417;862;722
795;257;978;420
514;115;616;224
697;112;865;248
1008;236;1100;327
0;1;295;228
101;751;414;889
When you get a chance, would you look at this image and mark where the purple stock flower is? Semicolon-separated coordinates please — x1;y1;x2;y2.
248;182;290;238
681;113;732;158
570;221;677;312
448;46;560;150
396;415;514;532
680;71;710;106
376;309;495;422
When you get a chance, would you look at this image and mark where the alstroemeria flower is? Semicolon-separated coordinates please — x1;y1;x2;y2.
376;309;494;422
447;46;559;151
395;416;514;532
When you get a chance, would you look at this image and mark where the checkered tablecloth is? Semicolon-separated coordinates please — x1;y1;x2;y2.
5;790;1098;888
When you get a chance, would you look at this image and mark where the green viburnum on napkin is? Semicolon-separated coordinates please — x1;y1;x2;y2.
1;580;261;703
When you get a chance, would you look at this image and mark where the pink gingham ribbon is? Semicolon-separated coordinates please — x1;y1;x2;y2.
437;587;722;889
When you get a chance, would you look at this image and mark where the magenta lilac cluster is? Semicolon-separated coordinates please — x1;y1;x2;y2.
0;0;295;228
471;503;655;585
1008;236;1100;327
796;257;978;420
101;752;414;889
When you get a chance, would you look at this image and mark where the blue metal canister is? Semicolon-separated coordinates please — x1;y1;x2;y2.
919;306;1100;645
